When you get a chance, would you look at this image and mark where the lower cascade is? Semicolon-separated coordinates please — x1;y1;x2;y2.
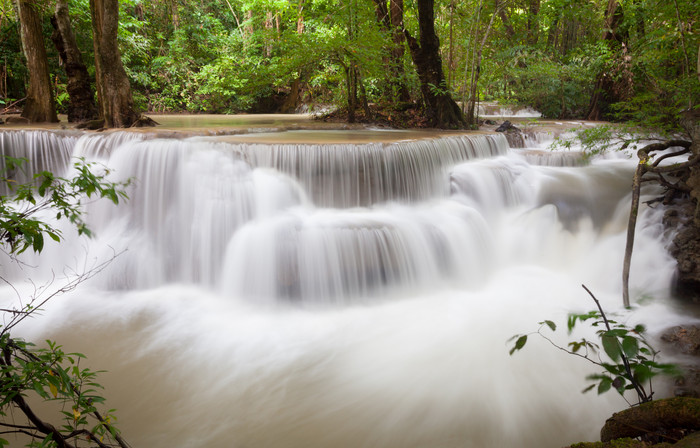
0;128;686;447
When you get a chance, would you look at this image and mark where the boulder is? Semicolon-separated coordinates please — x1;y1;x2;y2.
600;397;700;443
495;120;520;132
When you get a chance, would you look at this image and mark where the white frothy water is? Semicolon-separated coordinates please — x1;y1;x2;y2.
0;128;687;447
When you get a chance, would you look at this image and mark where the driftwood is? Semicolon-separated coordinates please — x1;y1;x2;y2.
600;397;700;442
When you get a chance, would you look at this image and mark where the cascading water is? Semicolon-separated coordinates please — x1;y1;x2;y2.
0;125;688;447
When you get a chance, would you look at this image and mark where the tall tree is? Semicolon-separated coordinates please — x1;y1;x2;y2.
526;0;540;46
371;0;410;102
90;0;140;127
464;2;497;127
51;0;99;123
495;0;515;42
405;0;464;128
586;0;630;121
16;0;58;123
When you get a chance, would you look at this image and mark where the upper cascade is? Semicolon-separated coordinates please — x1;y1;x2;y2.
1;129;510;209
206;133;510;207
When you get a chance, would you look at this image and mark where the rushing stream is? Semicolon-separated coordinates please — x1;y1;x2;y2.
0;121;690;447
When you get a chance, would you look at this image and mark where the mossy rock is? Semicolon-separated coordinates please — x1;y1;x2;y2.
600;397;700;442
566;431;700;448
567;438;658;447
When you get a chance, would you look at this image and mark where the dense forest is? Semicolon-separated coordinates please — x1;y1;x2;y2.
0;0;698;128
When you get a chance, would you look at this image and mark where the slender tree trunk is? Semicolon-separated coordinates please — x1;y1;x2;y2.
405;0;464;128
389;0;410;102
264;10;273;57
297;0;304;33
586;0;627;121
526;0;540;46
371;0;410;102
345;63;357;123
90;0;140;128
16;0;58;123
447;0;455;87
495;0;515;41
466;7;496;127
51;0;98;123
171;0;179;29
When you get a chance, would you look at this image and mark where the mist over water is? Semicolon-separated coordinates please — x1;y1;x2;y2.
0;127;686;447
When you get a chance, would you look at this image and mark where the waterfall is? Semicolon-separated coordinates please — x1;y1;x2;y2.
0;126;686;448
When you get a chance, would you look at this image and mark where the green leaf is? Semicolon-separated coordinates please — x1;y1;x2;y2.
632;363;653;383
633;324;646;334
542;320;556;331
509;335;528;355
31;234;44;253
601;333;622;361
597;377;612;394
621;336;639;358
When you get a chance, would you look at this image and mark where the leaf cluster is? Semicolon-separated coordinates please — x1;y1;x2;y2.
0;336;123;448
509;308;678;406
0;157;130;256
0;156;130;447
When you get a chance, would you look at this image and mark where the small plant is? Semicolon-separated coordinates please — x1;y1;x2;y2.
0;155;132;447
509;285;678;406
0;336;128;448
0;156;130;255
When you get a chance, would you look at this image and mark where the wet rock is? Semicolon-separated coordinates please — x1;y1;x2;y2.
664;199;700;302
661;326;700;356
76;119;105;130
131;115;159;127
670;224;700;302
660;326;700;398
495;120;520;132
494;120;524;147
4;116;29;124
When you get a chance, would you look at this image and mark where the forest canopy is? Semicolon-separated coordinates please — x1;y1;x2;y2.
0;0;697;128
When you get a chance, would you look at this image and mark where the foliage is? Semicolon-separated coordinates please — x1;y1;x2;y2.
0;156;131;447
0;157;130;255
1;0;697;121
509;286;678;406
0;337;122;448
486;46;600;118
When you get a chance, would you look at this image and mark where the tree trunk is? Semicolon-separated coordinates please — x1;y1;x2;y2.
389;0;410;102
16;0;58;123
586;0;627;121
526;0;540;46
465;5;496;127
345;64;357;123
51;0;98;123
405;0;464;128
371;0;410;102
297;0;304;33
495;0;515;42
90;0;140;128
